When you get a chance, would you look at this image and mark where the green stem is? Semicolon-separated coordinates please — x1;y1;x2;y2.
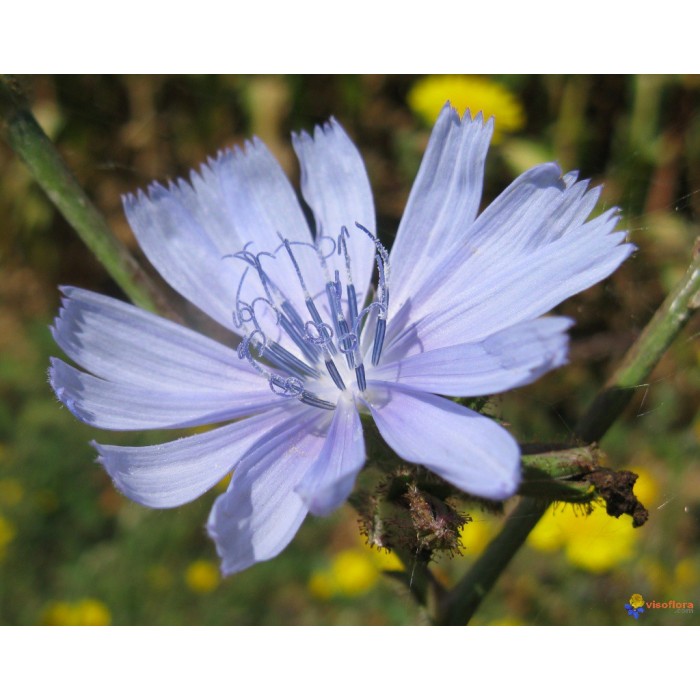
435;498;548;625
519;446;600;503
0;76;174;317
439;239;700;625
520;445;601;478
576;240;700;443
391;549;445;618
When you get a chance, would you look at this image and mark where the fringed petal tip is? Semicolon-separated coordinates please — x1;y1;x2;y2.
121;183;170;214
48;357;93;425
437;101;496;132
291;115;350;149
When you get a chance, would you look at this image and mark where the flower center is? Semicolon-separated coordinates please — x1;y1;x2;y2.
232;223;389;411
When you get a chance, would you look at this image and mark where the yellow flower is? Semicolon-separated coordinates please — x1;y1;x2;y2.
307;570;335;601
307;541;404;600
42;602;74;625
527;509;566;553
630;467;659;508
363;543;404;573
77;599;112;625
330;549;379;597
185;559;220;594
408;75;525;143
459;516;495;557
529;503;639;573
629;593;645;608
42;599;111;625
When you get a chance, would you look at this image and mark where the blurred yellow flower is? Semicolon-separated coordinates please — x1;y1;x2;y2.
529;503;638;574
307;542;404;600
408;75;525;143
459;516;495;557
630;466;659;508
185;559;220;594
331;549;379;596
363;543;404;573
307;570;335;601
42;598;111;625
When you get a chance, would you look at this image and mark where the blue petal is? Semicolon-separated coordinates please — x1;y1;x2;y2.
52;287;261;391
93;405;301;508
389;104;494;312
123;185;242;332
49;357;280;430
461;165;599;255
207;409;330;575
124;138;316;331
373;317;572;395
292;118;376;306
386;176;634;357
364;383;520;500
295;395;366;516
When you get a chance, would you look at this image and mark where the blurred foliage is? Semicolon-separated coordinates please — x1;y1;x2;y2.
1;75;700;625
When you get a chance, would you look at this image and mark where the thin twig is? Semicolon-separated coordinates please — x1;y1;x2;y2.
0;75;175;318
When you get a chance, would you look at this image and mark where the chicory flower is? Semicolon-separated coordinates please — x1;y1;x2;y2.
49;104;634;574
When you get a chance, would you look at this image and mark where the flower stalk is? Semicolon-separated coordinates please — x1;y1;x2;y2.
437;497;548;625
0;76;173;318
437;238;700;625
576;240;700;443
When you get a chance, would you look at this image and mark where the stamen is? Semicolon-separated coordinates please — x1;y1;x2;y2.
281;236;338;357
371;258;388;365
338;227;358;328
305;320;346;391
299;391;337;411
327;273;354;369
280;237;311;297
355;364;367;392
280;301;320;363
239;332;335;411
347;284;359;330
269;374;303;397
325;359;346;391
238;331;302;399
355;223;390;366
313;233;337;285
264;341;320;379
372;315;386;366
355;222;391;291
229;222;391;410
